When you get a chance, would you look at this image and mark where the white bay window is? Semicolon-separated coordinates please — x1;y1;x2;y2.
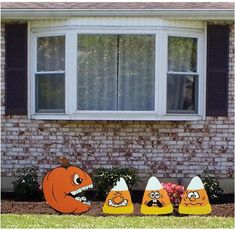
77;34;155;111
30;21;205;120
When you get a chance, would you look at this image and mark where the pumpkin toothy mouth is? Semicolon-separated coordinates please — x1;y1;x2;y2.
67;184;93;206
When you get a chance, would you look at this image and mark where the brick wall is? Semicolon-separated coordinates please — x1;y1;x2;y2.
1;22;234;190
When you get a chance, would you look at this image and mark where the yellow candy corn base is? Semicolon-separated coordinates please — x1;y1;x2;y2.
179;204;212;215
103;204;133;214
141;205;173;215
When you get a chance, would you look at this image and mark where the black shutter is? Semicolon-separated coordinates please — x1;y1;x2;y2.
206;25;229;116
5;23;27;115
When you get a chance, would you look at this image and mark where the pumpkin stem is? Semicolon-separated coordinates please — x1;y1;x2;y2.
60;157;70;168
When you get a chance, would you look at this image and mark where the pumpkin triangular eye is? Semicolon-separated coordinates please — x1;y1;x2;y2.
73;174;83;185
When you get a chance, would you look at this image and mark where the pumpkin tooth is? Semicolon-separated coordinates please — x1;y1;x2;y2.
88;184;93;188
75;197;81;201
81;196;87;201
82;186;88;191
77;188;83;193
71;191;77;196
85;201;91;206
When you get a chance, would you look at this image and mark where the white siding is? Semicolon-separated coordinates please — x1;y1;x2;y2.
30;17;204;30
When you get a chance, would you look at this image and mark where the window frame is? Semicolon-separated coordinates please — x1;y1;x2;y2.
29;25;205;121
35;34;66;113
166;33;200;114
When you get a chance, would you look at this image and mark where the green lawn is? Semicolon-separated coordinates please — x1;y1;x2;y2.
1;214;234;228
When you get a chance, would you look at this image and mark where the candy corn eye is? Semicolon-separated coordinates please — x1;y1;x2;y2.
193;192;200;199
149;191;160;199
187;192;194;198
155;192;160;199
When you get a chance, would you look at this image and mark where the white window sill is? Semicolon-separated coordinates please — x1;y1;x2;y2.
31;112;203;121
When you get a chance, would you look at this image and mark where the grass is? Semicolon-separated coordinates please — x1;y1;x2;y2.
1;214;234;228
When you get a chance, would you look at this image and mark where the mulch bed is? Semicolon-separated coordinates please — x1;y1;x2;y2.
1;200;234;217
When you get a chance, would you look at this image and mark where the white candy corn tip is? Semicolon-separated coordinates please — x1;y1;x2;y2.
111;177;129;191
145;176;163;190
187;176;204;190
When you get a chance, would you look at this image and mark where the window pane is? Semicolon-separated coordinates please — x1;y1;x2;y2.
36;74;65;112
118;35;155;111
167;74;198;113
37;36;65;71
168;36;197;72
77;35;117;110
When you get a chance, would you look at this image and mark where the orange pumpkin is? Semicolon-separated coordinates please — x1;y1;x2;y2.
42;157;93;214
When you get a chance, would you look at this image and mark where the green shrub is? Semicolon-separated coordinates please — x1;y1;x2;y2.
201;171;223;201
93;167;140;200
13;167;42;201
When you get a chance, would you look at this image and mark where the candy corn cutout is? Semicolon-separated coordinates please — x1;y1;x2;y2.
141;176;173;215
103;177;133;214
179;176;212;215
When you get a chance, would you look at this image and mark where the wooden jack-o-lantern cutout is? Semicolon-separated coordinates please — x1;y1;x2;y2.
141;176;173;215
179;176;212;215
43;157;93;214
103;177;133;214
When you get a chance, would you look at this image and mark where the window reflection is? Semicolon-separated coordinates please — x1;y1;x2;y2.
167;74;197;113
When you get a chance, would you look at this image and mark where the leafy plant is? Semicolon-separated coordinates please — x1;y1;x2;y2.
13;167;42;201
201;171;223;201
161;182;185;206
93;167;140;200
